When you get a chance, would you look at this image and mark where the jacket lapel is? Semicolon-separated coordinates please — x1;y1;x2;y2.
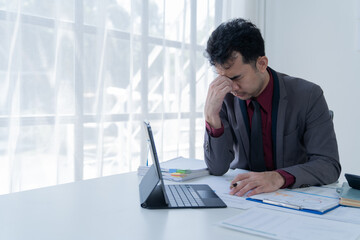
272;70;287;169
234;98;250;161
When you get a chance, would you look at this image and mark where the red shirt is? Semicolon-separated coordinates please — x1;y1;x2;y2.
246;69;274;171
206;68;295;188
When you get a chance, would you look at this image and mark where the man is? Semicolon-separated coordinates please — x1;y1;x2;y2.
203;18;341;197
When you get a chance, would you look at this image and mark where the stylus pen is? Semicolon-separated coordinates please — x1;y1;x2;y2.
262;199;301;210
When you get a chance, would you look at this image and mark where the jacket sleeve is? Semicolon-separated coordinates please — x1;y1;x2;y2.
281;84;341;188
203;104;236;176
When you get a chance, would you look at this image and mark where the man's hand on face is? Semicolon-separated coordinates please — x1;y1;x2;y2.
204;75;233;129
229;171;285;197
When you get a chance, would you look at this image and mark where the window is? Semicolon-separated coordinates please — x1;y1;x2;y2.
0;0;221;194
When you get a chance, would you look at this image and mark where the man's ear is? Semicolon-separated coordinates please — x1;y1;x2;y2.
256;56;268;73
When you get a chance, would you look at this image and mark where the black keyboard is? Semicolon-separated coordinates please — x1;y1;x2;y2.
165;185;205;207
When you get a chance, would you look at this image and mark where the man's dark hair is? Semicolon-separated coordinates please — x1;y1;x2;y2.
205;18;265;68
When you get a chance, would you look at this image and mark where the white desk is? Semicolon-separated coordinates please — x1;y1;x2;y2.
0;172;359;240
0;172;264;240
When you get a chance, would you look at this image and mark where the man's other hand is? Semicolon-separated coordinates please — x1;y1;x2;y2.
229;171;285;197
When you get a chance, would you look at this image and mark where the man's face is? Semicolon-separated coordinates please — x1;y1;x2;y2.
215;53;267;100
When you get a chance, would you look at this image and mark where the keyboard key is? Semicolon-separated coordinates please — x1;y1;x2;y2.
166;185;204;207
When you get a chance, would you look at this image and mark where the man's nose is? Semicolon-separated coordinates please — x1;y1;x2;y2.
231;81;239;90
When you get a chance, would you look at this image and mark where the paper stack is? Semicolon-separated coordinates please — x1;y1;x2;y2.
339;182;360;208
138;156;209;182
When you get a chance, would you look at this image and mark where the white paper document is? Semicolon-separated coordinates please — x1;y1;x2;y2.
200;169;248;193
219;207;360;240
196;169;259;209
260;204;360;225
247;186;339;213
217;193;258;209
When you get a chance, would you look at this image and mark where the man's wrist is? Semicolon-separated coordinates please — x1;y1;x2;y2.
275;169;295;188
205;115;222;129
205;121;224;138
274;171;285;188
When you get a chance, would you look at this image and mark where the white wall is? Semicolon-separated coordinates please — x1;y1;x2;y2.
264;0;360;182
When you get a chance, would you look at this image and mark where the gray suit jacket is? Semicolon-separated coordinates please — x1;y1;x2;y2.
204;68;341;188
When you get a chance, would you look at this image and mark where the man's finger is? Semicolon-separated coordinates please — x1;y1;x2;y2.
246;186;265;197
229;179;250;195
235;182;256;197
231;172;251;185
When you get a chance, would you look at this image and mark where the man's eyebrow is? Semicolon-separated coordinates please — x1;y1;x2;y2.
229;75;241;80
